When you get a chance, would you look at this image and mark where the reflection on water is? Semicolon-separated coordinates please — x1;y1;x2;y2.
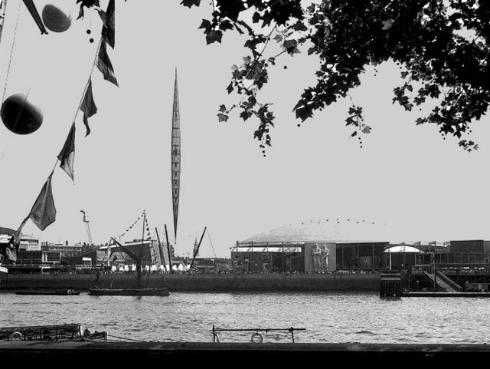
1;292;489;343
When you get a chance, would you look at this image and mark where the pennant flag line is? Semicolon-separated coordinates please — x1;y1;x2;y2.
57;123;76;181
80;79;97;136
29;173;56;231
100;0;115;49
96;40;118;86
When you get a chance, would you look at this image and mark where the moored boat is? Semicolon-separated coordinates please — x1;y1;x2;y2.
0;323;106;341
87;235;170;297
88;287;169;296
15;289;79;296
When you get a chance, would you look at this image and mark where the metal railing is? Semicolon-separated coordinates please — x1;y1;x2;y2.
211;325;306;343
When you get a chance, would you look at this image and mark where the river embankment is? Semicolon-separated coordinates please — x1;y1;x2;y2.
0;272;379;292
0;341;487;364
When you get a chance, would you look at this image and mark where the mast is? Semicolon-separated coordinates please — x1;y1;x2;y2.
164;224;173;274
154;227;167;272
190;226;207;271
171;68;181;244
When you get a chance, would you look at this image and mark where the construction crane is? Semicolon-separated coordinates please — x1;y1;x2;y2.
189;226;207;271
80;210;93;245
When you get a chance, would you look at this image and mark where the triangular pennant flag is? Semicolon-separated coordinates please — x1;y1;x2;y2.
80;79;97;136
96;40;118;86
100;0;115;49
29;173;56;231
57;123;76;180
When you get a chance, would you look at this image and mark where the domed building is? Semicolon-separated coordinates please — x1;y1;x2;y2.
231;218;390;273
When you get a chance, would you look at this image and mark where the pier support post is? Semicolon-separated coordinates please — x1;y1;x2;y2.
380;272;401;298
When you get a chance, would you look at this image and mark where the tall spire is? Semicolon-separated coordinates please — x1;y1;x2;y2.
171;68;181;243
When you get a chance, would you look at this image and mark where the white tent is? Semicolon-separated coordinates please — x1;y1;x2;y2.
384;245;423;270
384;245;423;253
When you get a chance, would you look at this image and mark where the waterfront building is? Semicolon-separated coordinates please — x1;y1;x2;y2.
449;240;490;254
231;219;391;273
16;234;42;265
19;235;41;251
191;258;232;273
41;242;83;264
437;240;490;266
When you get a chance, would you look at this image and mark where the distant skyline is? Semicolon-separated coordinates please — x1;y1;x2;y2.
1;1;490;258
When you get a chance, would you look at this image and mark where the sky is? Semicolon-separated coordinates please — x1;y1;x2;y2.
0;1;490;258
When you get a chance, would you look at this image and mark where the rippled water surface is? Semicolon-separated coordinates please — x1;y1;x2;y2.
1;292;489;343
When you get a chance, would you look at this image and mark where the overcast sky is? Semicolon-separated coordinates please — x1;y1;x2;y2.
0;0;489;257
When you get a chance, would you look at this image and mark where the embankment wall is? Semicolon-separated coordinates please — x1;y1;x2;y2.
0;273;380;292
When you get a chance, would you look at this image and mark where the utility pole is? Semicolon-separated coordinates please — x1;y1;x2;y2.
80;210;93;245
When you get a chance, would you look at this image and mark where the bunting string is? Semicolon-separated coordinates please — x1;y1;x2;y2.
70;0;117;136
117;210;145;240
144;211;152;241
15;1;119;238
71;36;102;133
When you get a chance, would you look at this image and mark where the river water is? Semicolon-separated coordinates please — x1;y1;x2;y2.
1;292;489;344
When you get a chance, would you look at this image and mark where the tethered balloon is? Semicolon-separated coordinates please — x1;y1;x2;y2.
41;4;72;33
1;94;43;135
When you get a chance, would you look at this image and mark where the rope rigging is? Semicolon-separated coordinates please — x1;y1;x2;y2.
206;229;217;259
1;0;21;103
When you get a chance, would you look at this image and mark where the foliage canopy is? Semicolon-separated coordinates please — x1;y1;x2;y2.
80;0;489;153
181;0;489;153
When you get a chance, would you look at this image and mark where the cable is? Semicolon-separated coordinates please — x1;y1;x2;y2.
1;0;21;103
207;230;217;259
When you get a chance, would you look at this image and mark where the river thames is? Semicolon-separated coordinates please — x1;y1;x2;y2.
1;292;489;344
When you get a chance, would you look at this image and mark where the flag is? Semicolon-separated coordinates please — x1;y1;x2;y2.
29;174;56;231
57;123;76;180
80;79;97;136
100;0;115;49
96;40;118;86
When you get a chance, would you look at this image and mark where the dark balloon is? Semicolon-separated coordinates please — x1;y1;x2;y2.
42;4;71;33
1;94;43;135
